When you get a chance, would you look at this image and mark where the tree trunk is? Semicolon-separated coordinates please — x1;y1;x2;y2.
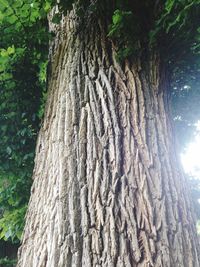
17;10;200;267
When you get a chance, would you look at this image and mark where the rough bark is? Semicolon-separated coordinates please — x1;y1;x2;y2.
17;9;200;267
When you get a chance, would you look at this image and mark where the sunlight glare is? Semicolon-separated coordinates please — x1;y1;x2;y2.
181;122;200;178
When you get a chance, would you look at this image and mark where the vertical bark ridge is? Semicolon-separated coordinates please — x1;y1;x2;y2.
17;14;200;267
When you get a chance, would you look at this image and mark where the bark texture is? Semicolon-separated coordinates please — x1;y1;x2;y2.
17;10;200;267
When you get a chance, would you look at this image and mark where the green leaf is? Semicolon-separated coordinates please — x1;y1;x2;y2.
43;1;51;12
0;0;9;8
113;10;123;25
7;45;15;55
165;0;176;13
6;15;17;24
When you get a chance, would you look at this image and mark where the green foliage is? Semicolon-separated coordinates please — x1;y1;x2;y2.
150;0;200;57
160;0;200;33
108;10;133;38
108;9;139;62
0;0;49;243
0;0;51;28
106;1;200;64
0;257;16;267
0;206;27;242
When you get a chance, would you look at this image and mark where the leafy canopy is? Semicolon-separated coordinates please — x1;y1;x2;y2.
0;0;50;244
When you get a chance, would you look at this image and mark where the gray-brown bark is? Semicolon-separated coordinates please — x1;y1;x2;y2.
17;10;200;267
